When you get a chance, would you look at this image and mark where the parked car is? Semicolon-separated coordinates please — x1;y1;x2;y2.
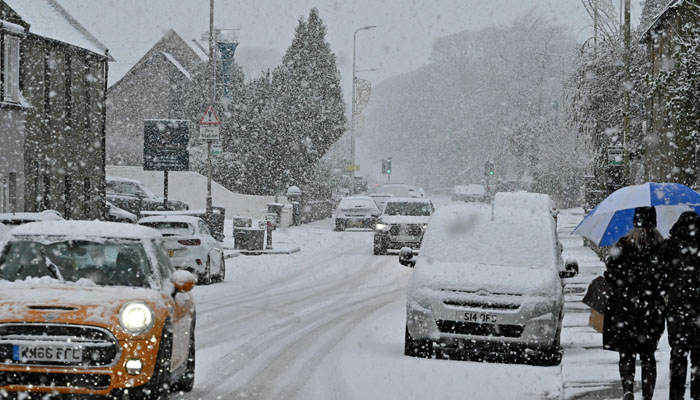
0;221;197;398
452;184;486;202
373;198;435;255
334;196;381;231
106;176;189;216
0;210;63;227
368;193;394;211
402;202;578;365
139;215;225;284
105;201;137;223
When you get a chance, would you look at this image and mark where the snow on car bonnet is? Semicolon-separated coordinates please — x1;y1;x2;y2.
420;204;557;269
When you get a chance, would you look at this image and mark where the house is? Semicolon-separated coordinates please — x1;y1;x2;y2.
0;17;25;212
640;0;700;185
0;0;113;219
106;30;209;166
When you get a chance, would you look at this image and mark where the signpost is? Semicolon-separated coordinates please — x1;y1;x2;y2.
608;145;624;166
200;105;221;214
143;120;190;210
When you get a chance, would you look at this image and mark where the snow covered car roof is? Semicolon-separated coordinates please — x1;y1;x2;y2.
138;215;202;225
420;204;557;269
106;176;142;184
0;210;63;224
7;221;162;241
385;197;432;204
493;191;556;218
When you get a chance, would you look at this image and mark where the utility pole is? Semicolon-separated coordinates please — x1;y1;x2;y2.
623;0;631;184
206;0;215;214
350;25;376;193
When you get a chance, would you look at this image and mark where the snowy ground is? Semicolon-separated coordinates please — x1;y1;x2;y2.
174;204;682;400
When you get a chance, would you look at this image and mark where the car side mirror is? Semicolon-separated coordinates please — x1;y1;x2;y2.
399;247;416;268
172;270;196;293
560;259;579;279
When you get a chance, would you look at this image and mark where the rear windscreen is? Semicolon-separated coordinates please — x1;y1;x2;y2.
140;222;194;236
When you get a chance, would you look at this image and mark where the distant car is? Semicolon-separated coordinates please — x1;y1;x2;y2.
452;184;486;202
402;202;578;365
106;176;188;216
373;198;435;255
368;193;394;211
105;201;137;223
0;210;63;227
379;183;413;198
138;215;225;284
0;221;197;398
334;196;381;231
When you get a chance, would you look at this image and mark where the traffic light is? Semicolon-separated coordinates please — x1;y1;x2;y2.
381;158;393;175
485;161;494;176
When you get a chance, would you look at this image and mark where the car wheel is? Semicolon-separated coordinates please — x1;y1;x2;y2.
173;322;196;392
131;326;172;399
531;321;562;366
199;259;212;285
404;326;433;358
218;254;226;283
334;219;345;232
373;244;387;256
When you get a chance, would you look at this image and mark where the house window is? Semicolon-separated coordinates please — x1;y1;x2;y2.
2;34;20;103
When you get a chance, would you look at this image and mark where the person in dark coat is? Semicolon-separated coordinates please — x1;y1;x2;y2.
604;206;666;400
662;211;700;400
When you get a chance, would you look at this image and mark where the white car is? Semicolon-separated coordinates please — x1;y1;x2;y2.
138;215;225;284
402;201;578;365
452;184;486;202
0;210;63;227
373;198;435;255
334;196;381;231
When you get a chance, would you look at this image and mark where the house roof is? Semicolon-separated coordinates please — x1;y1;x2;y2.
2;0;113;60
640;0;700;43
160;51;192;81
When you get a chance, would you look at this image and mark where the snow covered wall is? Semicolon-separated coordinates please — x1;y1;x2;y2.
106;166;286;219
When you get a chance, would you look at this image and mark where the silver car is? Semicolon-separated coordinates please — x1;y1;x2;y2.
402;201;577;365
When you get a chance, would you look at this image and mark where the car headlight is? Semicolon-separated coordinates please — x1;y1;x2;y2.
119;301;154;334
422;224;428;230
376;223;388;231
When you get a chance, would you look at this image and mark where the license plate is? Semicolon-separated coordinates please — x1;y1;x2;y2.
168;250;175;257
349;220;365;227
463;312;498;324
12;344;83;363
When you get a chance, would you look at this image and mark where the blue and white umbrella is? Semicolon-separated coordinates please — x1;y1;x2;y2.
573;182;700;246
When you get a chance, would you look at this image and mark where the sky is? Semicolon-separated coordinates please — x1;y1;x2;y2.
59;0;644;91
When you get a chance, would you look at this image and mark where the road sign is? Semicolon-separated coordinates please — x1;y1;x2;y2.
200;105;221;126
212;141;223;155
143;120;190;171
608;145;624;165
346;164;360;172
200;125;220;141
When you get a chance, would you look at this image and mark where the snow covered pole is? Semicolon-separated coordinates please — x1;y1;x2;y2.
350;26;375;192
206;0;215;214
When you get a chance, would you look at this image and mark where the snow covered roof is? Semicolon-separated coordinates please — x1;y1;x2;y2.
0;18;24;34
8;221;161;241
138;215;202;225
106;175;142;184
160;51;192;80
186;37;209;62
639;0;698;43
3;0;112;59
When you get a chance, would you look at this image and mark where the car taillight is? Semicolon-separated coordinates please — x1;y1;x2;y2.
177;239;201;246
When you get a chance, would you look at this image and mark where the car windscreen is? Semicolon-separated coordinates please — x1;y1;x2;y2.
0;240;153;287
139;222;194;236
383;202;432;216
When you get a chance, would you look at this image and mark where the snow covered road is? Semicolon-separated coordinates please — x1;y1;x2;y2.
174;210;613;400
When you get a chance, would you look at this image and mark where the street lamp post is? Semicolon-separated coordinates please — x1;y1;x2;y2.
350;25;376;183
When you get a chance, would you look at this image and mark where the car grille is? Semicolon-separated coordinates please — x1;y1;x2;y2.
389;224;423;236
406;224;423;236
0;371;111;390
436;320;524;338
443;299;521;310
389;225;401;235
0;324;120;368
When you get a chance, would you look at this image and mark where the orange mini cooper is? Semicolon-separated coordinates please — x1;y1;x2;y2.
0;221;197;399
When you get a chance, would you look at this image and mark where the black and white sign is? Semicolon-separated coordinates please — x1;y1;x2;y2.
143;119;190;171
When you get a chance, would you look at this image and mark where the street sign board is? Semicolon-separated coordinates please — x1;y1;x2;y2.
346;164;360;172
199;105;221;126
143;120;190;171
200;125;220;141
212;141;223;155
608;145;624;165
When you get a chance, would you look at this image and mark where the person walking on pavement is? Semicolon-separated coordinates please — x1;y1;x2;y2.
662;211;700;400
604;206;666;400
